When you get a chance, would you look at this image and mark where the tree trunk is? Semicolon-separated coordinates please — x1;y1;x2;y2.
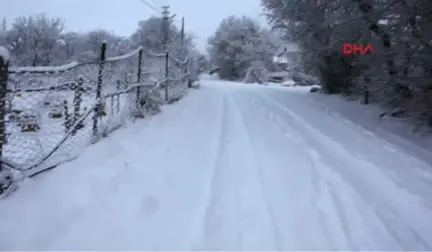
352;0;401;94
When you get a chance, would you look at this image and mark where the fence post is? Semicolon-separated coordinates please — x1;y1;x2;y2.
165;51;169;101
136;49;143;107
93;42;107;136
116;80;121;113
364;90;369;104
185;63;189;88
0;54;8;169
64;100;70;133
72;77;83;135
364;76;370;105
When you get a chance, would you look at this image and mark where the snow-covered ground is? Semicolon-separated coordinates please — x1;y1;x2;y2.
1;80;432;250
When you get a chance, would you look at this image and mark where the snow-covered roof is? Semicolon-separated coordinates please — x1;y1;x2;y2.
273;55;289;64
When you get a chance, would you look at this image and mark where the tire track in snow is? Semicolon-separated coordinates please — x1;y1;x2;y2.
252;90;432;250
231;91;347;252
193;89;230;250
245;90;401;249
226;91;284;251
267;90;432;200
195;87;281;250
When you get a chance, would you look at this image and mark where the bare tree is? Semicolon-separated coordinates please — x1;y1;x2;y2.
6;14;64;66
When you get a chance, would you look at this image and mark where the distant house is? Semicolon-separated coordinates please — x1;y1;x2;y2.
273;54;289;70
268;44;299;82
273;44;298;71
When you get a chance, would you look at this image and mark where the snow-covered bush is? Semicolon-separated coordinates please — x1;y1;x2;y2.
291;72;319;86
143;89;163;115
281;79;295;86
127;87;162;119
0;168;16;199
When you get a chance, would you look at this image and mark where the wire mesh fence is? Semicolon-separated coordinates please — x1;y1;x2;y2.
0;42;190;188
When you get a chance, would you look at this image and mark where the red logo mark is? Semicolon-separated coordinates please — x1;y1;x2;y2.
342;43;375;55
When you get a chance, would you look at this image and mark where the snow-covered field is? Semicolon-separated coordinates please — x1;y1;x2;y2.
1;80;432;250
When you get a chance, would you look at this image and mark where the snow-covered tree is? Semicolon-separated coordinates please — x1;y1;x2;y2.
58;32;82;60
207;15;275;81
261;0;432;127
131;17;177;53
0;13;199;86
85;30;123;58
130;16;199;83
6;14;64;66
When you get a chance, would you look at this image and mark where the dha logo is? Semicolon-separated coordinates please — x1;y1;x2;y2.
342;43;375;55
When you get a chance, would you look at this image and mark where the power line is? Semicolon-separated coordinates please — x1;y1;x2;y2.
148;0;162;9
137;0;161;13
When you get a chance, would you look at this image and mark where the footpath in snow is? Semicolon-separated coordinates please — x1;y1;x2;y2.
1;80;432;250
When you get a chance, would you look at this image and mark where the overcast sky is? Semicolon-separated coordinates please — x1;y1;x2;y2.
1;0;267;52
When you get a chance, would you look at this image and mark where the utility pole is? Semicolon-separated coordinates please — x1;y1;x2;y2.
162;6;170;101
180;17;189;87
180;17;184;47
162;6;170;52
1;18;6;31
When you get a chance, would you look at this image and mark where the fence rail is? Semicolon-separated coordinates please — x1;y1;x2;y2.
0;42;190;185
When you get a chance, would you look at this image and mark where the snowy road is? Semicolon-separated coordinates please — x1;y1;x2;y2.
2;80;432;250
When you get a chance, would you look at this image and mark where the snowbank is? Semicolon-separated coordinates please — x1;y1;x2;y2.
281;79;295;86
303;93;432;165
200;74;220;80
